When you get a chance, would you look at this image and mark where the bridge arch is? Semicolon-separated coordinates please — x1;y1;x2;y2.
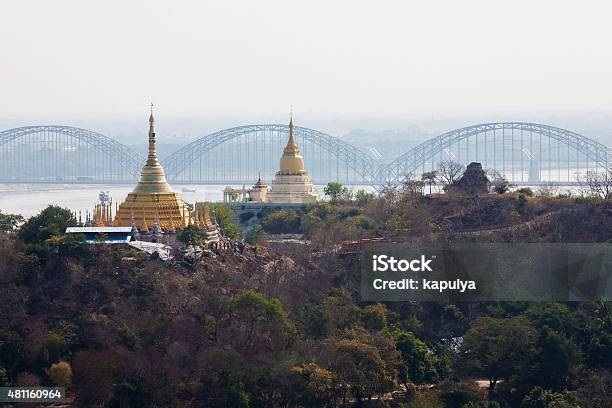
385;122;612;185
0;126;144;182
162;124;381;185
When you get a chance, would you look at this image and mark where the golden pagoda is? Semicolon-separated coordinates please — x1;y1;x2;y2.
113;106;189;231
267;115;318;203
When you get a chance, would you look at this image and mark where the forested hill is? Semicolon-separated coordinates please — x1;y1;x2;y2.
0;189;611;407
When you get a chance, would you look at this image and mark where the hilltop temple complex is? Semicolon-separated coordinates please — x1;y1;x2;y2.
85;110;317;240
223;116;318;205
113;108;190;232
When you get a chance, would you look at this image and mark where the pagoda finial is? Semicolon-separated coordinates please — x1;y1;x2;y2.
145;104;159;165
285;108;298;152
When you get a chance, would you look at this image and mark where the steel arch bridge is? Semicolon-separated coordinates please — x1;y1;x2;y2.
385;122;612;185
1;122;611;187
0;126;144;182
161;124;381;185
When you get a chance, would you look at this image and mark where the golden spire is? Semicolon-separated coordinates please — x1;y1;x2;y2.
146;102;159;166
132;105;174;193
286;108;298;152
278;111;305;174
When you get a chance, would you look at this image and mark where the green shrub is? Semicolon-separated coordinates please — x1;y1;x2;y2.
438;381;485;408
261;210;301;234
117;324;140;351
39;332;68;365
244;225;264;245
49;361;72;387
520;386;576;408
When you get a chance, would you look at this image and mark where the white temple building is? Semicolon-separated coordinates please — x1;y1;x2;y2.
267;116;318;204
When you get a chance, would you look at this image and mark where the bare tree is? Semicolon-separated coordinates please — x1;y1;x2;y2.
401;174;425;198
575;172;590;198
436;160;465;188
586;169;612;199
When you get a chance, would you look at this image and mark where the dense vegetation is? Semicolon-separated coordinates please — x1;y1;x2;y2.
0;180;611;407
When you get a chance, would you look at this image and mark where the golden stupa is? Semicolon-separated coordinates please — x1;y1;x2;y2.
113;106;189;231
267;115;318;203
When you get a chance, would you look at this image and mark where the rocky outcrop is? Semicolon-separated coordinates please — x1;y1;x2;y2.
452;162;489;195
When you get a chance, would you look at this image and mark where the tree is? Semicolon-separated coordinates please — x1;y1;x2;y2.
438;381;485;408
583;300;612;369
395;331;438;388
48;361;72;387
488;170;512;194
198;367;251;408
44;233;90;259
361;304;387;331
585;169;612;199
244;225;264;245
72;350;119;407
521;386;575;408
301;293;361;339
261;210;301;234
0;331;26;380
229;290;295;352
324;182;350;202
421;171;438;194
354;189;376;206
177;224;208;248
535;327;579;390
290;363;339;408
437;161;465;187
39;332;68;365
461;316;538;396
212;204;240;239
402;174;425;198
18;205;77;244
0;210;24;233
117;324;140;351
325;338;395;404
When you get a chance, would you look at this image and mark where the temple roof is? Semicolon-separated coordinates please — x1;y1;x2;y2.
254;173;267;188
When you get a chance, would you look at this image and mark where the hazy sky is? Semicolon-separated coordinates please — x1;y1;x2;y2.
2;0;612;119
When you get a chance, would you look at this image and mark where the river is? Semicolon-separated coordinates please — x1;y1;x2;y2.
0;184;228;218
0;183;354;218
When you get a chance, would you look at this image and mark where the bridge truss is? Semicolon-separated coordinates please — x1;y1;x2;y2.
1;122;610;187
161;124;381;185
385;123;612;185
0;126;143;183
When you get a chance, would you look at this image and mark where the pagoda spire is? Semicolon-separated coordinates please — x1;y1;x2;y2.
284;108;299;155
146;102;160;166
287;109;297;149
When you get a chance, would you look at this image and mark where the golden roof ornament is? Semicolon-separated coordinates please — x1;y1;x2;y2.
278;111;306;174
